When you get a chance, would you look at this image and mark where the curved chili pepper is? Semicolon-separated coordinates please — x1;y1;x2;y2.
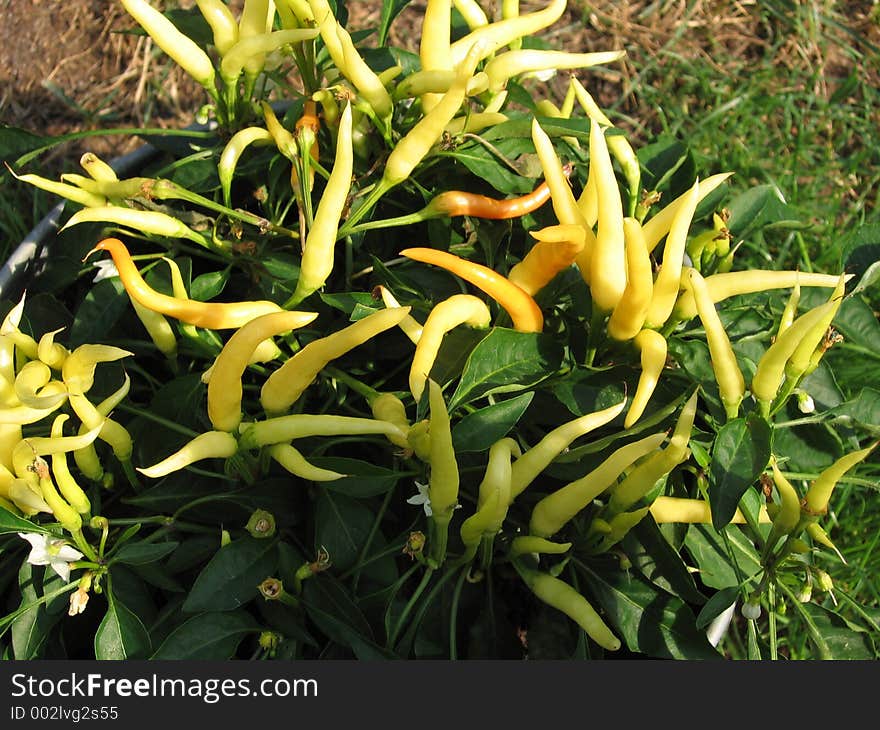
507;223;584;296
195;0;239;54
288;102;354;307
673;270;849;321
684;268;745;420
625;329;667;429
409;294;491;402
219;28;320;85
376;286;423;344
86;238;283;330
607;218;653;342
784;274;845;380
49;415;92;516
508;535;571;558
517;566;621;651
649;496;771;525
509;397;627;499
208;310;318;432
370;392;413;450
260;307;412;416
419;0;453;113
268;443;346;482
529;432;667;538
427;379;459;566
803;443;877;516
400;247;543;333
238;414;408;450
138;430;240;478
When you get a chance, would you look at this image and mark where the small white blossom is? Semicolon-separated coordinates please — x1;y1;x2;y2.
18;533;83;583
92;259;119;283
68;588;90;616
797;390;815;414
406;481;432;517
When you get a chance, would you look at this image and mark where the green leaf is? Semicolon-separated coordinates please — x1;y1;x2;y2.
683;524;761;591
444;139;537;194
310;457;404;498
68;278;129;348
183;537;278;613
709;415;772;530
577;560;721;660
838;223;880;295
94;585;152;660
301;576;395;659
695;586;740;630
452;392;534;452
190;268;229;301
1;124;49;162
110;541;179;566
378;0;412;45
799;602;876;660
11;562;67;659
726;184;804;241
637;136;694;194
151;611;259;659
314;492;376;572
449;328;564;410
829;388;880;434
0;506;50;535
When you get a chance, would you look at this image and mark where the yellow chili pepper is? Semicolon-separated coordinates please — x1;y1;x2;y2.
644;179;700;329
509;397;627;499
238;413;408;450
419;0;453;113
763;459;802;554
777;276;801;339
449;0;566;66
649;496;771;524
208;311;318;432
530;118;588;228
453;0;489;29
260;307;412;416
409;294;491;402
61;343;132;396
483;49;625;93
62;206;209;248
607;218;654;342
49;415;92;516
268;443;347;482
37;329;69;371
218;127;274;208
784;274;846;381
802;443;877;516
138;430;240;478
625;329;668;429
335;24;394;123
120;0;217;90
444;111;508;136
508;535;572;558
14;361;67;410
400;247;543;333
288;102;354;306
684;268;745;420
393;70;488;102
196;0;239;55
427;379;460;565
370;392;413;451
130;296;178;359
508;225;585;297
518;567;621;651
86;239;283;330
376;286;423;344
8;167;106;208
34;458;82;533
608;389;698;515
529;432;667;538
673;270;849;320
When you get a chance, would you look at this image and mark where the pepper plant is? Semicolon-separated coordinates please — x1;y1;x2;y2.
1;0;879;660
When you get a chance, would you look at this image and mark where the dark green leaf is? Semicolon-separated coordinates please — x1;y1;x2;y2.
12;562;67;659
314;492;376;572
829;388;880;434
450;328;564;409
190;269;229;301
0;506;50;535
111;541;179;566
183;537;278;613
68;278;128;347
452;392;534;452
578;560;721;660
310;457;403;497
838;223;880;295
709;415;772;529
695;586;740;630
378;0;412;45
94;586;152;660
683;524;761;591
151;611;259;659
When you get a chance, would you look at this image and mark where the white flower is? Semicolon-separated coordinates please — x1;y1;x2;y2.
92;259;119;283
18;533;84;583
406;481;432;517
68;588;90;616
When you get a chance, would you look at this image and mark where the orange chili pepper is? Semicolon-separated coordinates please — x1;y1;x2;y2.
85;238;282;330
399;247;543;333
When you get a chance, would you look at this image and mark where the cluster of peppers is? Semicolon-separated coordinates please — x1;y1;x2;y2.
9;0;877;653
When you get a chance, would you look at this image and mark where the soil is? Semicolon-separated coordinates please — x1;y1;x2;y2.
2;1;878;168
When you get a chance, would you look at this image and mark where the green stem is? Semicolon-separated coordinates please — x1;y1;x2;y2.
449;566;468;660
350;484;397;594
114;404;200;438
337;180;393;238
344;209;434;236
387;567;434;648
71;529;99;563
